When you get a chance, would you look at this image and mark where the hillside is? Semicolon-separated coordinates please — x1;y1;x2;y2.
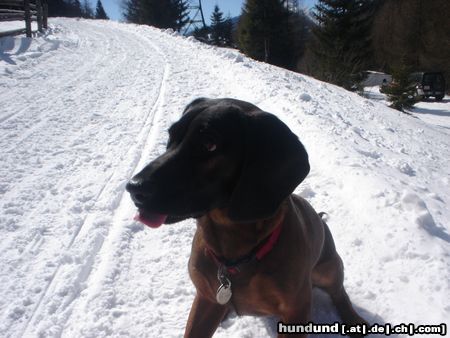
1;18;449;337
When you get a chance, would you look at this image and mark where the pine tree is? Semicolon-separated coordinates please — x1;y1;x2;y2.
81;0;94;18
193;26;211;42
95;0;109;19
383;59;417;112
123;0;188;32
141;1;172;28
70;0;83;17
171;0;189;32
237;0;294;69
290;9;313;72
222;17;234;47
122;0;144;23
47;0;96;17
47;0;71;17
372;0;450;87
210;5;225;46
313;0;374;89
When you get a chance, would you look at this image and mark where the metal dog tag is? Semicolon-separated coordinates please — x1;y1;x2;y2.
216;266;232;305
216;283;232;305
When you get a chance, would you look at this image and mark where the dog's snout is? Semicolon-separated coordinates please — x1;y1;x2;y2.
126;177;142;193
126;178;149;205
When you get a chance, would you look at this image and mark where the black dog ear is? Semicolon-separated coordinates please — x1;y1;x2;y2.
182;97;210;116
228;112;310;222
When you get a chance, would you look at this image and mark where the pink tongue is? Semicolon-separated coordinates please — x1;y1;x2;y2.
134;212;167;228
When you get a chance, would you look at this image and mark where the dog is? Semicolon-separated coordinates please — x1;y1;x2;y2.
126;98;367;337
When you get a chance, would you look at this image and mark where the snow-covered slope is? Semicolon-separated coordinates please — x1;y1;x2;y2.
1;19;449;337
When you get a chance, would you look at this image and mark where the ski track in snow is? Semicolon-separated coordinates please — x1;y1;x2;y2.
1;18;449;338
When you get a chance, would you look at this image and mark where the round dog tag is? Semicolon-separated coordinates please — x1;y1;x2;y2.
216;284;232;305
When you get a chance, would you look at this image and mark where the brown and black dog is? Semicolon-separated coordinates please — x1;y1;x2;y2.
126;98;367;337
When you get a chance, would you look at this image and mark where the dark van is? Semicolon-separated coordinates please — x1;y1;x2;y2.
411;72;446;101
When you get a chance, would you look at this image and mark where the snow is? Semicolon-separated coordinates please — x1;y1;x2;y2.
1;18;449;337
363;85;450;129
0;20;38;34
413;99;450;129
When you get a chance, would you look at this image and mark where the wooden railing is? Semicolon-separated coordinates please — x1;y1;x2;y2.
0;0;48;38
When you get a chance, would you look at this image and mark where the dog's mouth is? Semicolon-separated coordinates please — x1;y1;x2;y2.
134;209;199;228
134;209;168;228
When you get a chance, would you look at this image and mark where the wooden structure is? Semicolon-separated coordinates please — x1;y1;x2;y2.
0;0;48;38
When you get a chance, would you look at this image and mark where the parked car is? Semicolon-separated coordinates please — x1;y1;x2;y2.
411;72;446;101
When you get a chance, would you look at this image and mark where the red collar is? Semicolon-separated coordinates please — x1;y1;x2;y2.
205;219;283;275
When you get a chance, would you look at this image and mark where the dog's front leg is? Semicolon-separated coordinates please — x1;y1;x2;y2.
278;285;312;338
184;293;229;338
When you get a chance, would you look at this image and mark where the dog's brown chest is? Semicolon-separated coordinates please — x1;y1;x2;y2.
228;274;289;316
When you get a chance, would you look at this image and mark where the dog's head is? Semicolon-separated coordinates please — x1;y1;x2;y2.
126;98;310;227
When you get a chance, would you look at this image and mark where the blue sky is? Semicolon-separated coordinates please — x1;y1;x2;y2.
98;0;317;23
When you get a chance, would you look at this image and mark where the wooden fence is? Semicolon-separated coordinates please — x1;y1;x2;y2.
0;0;48;38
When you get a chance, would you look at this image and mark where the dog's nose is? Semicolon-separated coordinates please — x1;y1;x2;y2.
126;178;148;205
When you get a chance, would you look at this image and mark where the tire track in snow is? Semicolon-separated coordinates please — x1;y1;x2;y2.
0;24;127;227
2;20;163;332
0;21;140;259
18;28;172;337
61;62;172;338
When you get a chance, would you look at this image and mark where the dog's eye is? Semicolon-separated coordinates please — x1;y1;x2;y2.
199;130;219;155
204;142;217;152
